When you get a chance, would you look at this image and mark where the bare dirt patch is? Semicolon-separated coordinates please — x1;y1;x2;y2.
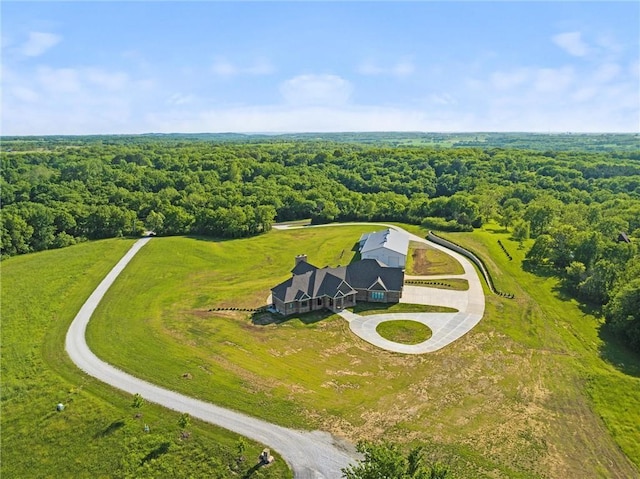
407;242;464;275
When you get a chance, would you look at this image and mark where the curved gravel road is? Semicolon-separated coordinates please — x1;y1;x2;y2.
65;237;357;479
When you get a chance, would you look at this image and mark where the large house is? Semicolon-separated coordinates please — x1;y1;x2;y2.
359;228;409;268
271;254;404;316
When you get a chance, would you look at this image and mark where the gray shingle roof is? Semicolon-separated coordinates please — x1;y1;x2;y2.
272;258;404;303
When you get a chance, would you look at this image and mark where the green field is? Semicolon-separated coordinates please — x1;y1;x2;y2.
3;223;639;478
0;239;291;478
81;224;639;478
376;321;433;344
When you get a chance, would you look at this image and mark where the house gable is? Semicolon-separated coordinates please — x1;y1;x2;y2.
272;253;405;316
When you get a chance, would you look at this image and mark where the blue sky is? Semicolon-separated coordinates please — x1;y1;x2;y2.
2;1;638;135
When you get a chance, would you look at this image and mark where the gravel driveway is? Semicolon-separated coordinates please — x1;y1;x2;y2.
65;237;358;479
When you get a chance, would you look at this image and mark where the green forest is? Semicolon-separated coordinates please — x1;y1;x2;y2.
2;133;639;351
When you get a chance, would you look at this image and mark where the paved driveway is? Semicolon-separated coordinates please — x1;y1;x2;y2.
337;226;485;353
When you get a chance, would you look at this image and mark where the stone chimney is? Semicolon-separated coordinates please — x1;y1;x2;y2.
295;254;308;266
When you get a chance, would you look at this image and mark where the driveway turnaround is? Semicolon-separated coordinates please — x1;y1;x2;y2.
65;237;357;479
272;222;485;353
339;227;485;353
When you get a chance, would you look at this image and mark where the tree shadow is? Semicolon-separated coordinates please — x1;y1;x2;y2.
598;324;640;378
251;309;333;326
485;226;510;234
188;234;233;244
94;419;126;438
522;260;557;278
241;462;265;478
140;442;171;465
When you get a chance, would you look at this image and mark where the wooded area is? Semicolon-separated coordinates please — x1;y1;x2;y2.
1;133;639;350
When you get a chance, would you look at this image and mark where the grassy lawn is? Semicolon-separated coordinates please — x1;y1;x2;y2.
442;224;640;474
84;224;639;478
376;321;433;344
1;239;291;479
348;301;458;315
405;278;469;291
406;241;465;275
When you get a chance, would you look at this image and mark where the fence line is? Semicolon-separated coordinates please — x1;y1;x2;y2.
426;231;514;299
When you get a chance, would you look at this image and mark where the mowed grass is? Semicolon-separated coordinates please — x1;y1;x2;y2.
376;321;433;344
349;301;458;315
1;239;291;478
86;224;639;478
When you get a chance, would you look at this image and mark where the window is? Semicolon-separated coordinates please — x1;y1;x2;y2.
301;300;308;308
371;291;385;301
317;298;322;306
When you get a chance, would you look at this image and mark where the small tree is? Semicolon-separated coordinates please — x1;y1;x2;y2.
131;393;145;409
512;219;530;248
342;441;449;479
178;413;191;430
236;437;247;462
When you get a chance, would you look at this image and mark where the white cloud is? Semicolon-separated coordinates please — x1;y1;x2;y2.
245;58;275;76
552;32;589;57
20;32;61;57
167;93;195;106
428;93;456;106
357;58;415;77
211;58;237;76
145;104;477;134
280;74;352;106
86;69;129;90
592;63;621;83
10;86;39;103
490;69;529;90
37;67;82;93
211;57;275;77
534;67;574;93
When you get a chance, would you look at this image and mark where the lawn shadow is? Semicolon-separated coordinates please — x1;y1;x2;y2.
140;442;171;465
598;324;640;378
187;234;234;244
485;226;510;234
251;309;334;326
549;283;640;378
94;419;126;438
349;241;362;263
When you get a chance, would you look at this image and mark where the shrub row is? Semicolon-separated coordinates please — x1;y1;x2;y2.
405;280;452;288
207;306;269;313
497;239;513;261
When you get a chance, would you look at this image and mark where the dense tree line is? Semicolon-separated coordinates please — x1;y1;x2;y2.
1;135;639;350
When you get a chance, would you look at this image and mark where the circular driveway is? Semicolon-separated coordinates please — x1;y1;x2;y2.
338;227;485;354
